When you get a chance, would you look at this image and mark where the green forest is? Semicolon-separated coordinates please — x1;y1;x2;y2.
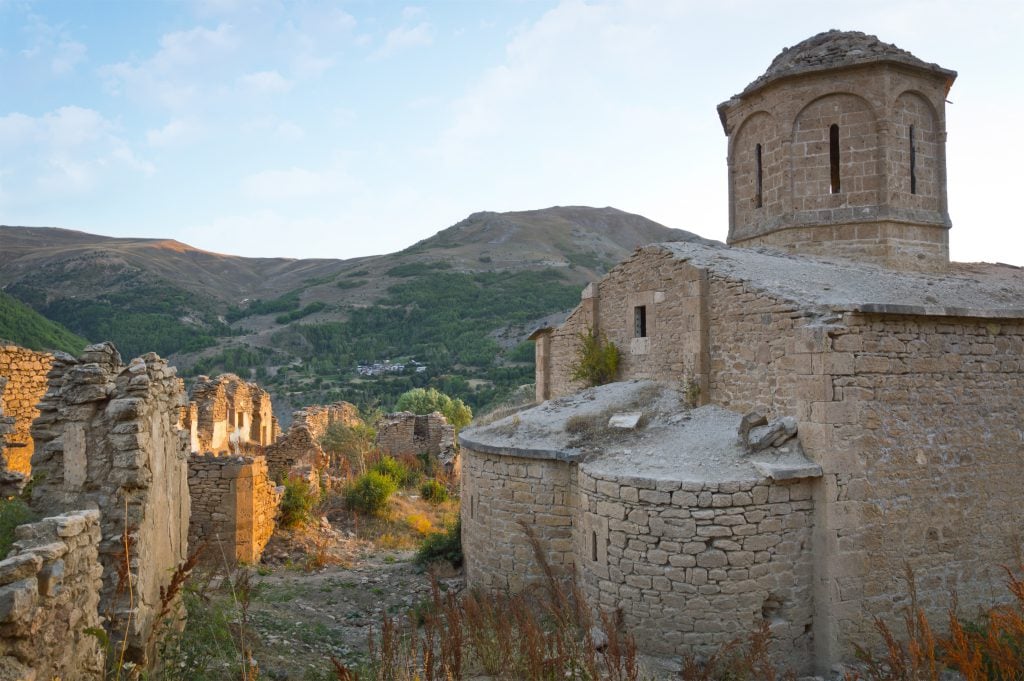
193;268;578;412
0;291;88;354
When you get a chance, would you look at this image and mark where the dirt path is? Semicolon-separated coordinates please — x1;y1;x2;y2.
241;532;462;680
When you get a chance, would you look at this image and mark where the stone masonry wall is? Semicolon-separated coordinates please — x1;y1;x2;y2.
0;509;105;681
805;314;1024;664
188;454;281;564
575;468;815;669
545;249;710;402
375;411;455;466
461;449;575;592
28;342;191;664
0;344;53;479
265;402;360;479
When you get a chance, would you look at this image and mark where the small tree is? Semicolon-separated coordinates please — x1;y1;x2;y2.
320;421;377;474
394;387;472;430
570;328;620;386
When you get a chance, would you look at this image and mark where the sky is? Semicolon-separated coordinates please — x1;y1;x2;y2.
1;0;1022;266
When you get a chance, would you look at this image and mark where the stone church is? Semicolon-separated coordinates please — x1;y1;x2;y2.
459;30;1024;673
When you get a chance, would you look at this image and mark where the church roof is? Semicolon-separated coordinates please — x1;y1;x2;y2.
652;241;1024;320
732;30;956;100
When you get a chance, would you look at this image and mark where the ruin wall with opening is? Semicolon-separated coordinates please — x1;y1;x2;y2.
28;343;191;665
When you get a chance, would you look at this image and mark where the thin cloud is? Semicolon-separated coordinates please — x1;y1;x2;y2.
373;21;433;58
239;69;293;94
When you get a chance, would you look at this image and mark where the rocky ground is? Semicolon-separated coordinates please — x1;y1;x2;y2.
177;508;462;681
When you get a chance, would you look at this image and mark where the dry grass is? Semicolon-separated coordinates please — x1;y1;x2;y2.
848;564;1024;681
333;522;641;681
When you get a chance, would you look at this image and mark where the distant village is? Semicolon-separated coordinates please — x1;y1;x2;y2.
355;359;428;377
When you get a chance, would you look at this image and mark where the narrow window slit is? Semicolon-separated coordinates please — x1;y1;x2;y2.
909;125;917;195
634;306;647;338
829;124;841;194
755;143;763;208
591;531;598;561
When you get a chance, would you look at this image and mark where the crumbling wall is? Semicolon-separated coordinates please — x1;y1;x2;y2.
0;344;54;482
375;411;456;471
0;509;105;681
28;342;191;664
188;374;279;454
265;402;360;479
188;454;281;564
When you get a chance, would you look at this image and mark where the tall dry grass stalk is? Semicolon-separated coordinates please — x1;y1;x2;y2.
850;564;1024;681
333;522;640;681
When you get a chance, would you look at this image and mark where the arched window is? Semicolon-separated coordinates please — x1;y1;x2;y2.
909;125;917;195
755;143;763;208
829;124;841;194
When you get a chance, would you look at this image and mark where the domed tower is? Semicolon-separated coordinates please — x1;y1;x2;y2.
717;30;957;270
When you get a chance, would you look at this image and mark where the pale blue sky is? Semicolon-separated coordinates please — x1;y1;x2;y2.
1;0;1022;265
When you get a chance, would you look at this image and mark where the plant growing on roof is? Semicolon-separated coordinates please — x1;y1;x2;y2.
570;327;620;387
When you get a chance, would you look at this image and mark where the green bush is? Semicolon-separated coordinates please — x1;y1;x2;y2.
415;518;462;568
345;471;398;515
570;328;620;386
279;478;318;528
419;479;450;504
394;387;472;430
0;498;36;557
371;455;417;487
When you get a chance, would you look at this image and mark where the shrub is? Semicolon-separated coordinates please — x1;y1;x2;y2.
419;479;450;504
371;455;417;487
0;498;36;557
279;478;318;528
570;328;620;387
345;471;398;515
415;518;462;568
395;387;472;430
405;513;434;535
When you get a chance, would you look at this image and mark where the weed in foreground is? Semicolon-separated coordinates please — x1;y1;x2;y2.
848;564;1024;681
340;521;640;681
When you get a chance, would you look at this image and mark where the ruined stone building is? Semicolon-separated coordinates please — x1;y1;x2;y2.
265;401;362;479
28;342;191;665
186;373;279;454
461;31;1024;674
375;411;457;473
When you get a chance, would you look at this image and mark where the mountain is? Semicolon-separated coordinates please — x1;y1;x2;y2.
0;206;707;416
0;290;88;355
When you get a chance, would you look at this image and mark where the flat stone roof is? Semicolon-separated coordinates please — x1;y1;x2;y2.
654;241;1024;319
461;381;820;484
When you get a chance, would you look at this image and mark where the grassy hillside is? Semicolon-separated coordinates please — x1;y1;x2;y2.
0;290;88;354
0;207;709;415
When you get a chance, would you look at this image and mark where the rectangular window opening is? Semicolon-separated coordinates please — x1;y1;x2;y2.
634;305;647;338
755;143;763;208
591;530;598;562
909;124;917;195
829;124;841;194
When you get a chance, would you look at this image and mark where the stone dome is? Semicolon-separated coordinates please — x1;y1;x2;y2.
738;29;956;97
